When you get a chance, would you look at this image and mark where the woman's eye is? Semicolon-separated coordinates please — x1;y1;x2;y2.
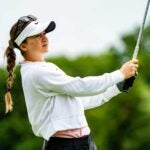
34;34;41;38
31;32;45;38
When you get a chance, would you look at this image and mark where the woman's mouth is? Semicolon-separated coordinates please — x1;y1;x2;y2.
43;44;48;47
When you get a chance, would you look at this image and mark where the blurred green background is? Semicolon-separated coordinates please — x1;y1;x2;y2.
0;24;150;150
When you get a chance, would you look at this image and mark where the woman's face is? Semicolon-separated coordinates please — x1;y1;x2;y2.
20;32;49;55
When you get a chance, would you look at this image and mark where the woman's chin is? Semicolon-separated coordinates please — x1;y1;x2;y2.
43;46;49;52
44;49;49;53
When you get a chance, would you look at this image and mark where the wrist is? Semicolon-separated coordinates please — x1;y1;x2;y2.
119;69;125;80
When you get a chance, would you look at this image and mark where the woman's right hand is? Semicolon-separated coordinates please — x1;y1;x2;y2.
120;59;139;79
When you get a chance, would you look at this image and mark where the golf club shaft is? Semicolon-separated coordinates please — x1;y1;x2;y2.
132;0;150;60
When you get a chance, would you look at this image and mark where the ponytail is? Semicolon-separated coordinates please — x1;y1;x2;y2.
5;40;16;113
4;15;34;113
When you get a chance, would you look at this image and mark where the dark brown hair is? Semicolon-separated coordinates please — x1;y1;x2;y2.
4;15;37;113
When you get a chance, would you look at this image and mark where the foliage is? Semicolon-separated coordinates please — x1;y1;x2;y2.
0;24;150;149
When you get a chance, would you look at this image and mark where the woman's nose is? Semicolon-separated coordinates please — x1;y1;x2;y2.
42;33;47;41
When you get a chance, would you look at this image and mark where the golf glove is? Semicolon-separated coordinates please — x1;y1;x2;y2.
117;74;137;92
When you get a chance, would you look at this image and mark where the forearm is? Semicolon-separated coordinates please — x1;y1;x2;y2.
50;70;124;96
81;85;121;110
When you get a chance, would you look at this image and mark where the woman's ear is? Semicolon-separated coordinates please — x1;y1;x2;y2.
20;43;28;52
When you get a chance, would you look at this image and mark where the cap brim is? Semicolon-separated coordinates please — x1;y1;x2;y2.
28;21;56;37
45;21;56;33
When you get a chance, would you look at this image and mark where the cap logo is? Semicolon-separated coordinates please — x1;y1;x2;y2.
34;21;38;24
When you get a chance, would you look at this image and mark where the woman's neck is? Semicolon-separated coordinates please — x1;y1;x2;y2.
24;53;45;62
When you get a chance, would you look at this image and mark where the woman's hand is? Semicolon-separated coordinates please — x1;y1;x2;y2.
120;59;139;79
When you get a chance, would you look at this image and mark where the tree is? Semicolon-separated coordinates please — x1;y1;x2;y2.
0;24;150;150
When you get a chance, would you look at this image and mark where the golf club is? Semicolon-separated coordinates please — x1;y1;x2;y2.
132;0;150;59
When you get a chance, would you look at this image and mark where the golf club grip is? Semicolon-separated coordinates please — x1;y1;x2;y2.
132;0;150;60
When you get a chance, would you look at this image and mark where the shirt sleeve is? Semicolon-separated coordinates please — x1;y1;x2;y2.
81;85;121;110
31;65;124;97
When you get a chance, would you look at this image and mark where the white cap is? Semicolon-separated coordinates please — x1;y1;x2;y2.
15;20;56;46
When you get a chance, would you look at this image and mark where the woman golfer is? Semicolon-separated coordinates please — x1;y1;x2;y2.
5;15;138;150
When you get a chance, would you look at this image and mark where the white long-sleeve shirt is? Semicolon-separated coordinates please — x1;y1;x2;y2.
20;61;124;140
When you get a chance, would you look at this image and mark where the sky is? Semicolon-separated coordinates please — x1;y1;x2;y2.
0;0;149;66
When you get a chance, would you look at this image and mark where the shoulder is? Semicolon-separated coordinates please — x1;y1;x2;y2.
21;61;65;80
